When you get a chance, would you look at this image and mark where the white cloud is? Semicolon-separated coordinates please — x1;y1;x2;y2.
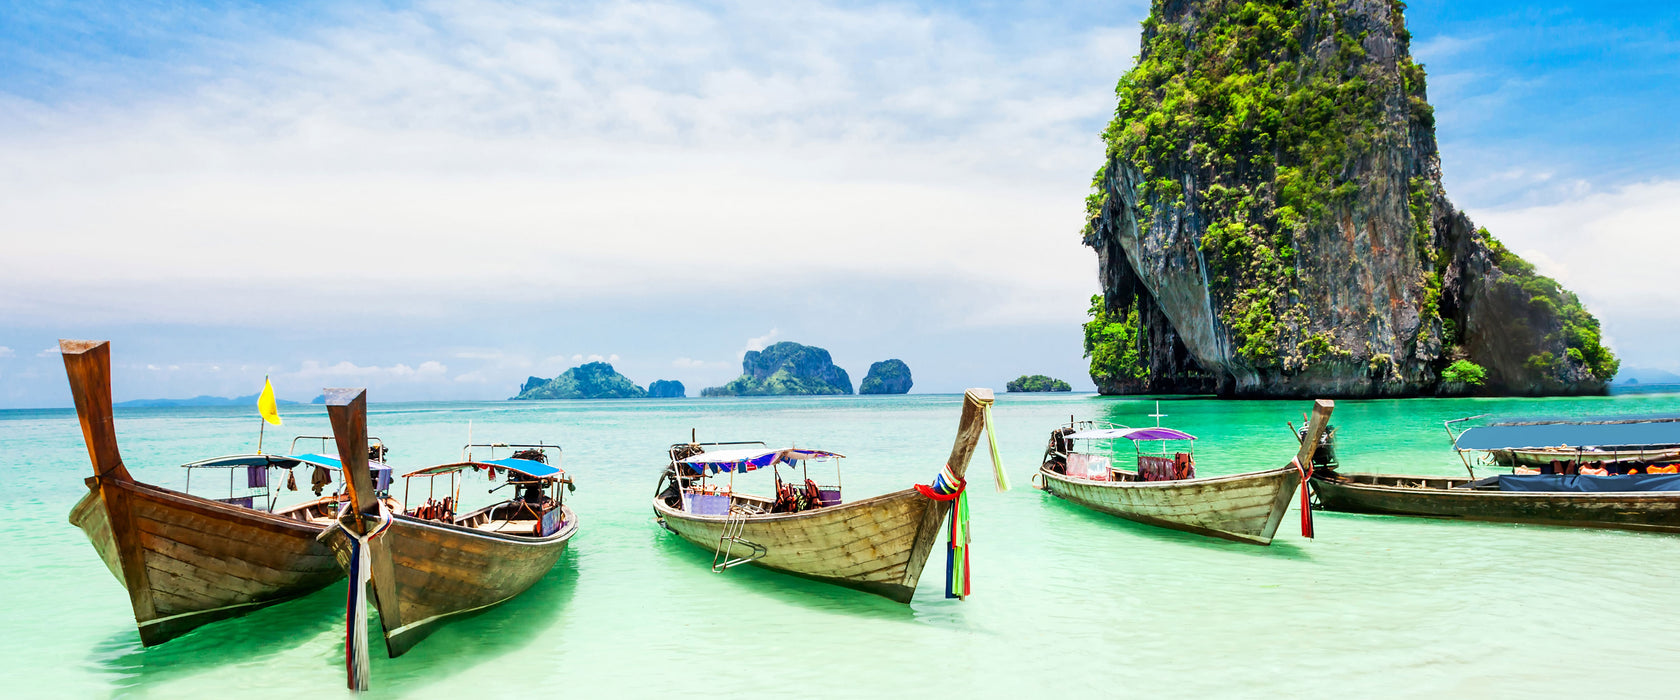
37;347;59;357
287;359;449;381
0;0;1119;330
0;346;12;358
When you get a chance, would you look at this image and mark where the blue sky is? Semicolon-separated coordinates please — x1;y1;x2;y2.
1;0;1677;408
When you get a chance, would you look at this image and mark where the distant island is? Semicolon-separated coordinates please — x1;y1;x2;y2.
859;359;912;394
1007;375;1071;393
702;342;852;396
512;362;647;399
116;393;302;408
646;379;686;398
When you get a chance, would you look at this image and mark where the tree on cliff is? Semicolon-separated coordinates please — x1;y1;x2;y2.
859;359;913;394
1081;0;1615;397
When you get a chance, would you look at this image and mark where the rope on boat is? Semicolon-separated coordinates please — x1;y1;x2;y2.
343;502;394;692
1290;457;1314;539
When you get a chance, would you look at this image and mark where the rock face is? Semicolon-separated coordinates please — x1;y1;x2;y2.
1007;375;1072;392
702;342;853;396
859;359;913;394
646;379;686;398
512;362;648;399
1082;0;1616;397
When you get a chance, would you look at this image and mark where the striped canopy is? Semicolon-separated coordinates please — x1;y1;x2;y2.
679;447;843;474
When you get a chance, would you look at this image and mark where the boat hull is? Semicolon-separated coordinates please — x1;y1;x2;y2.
322;507;577;657
1038;466;1301;545
652;489;942;603
1311;473;1680;533
68;477;344;646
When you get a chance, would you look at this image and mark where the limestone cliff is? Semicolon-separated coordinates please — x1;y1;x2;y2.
1082;0;1616;397
512;362;648;399
702;342;853;396
859;359;913;395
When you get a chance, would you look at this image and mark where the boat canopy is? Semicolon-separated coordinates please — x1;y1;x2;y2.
1456;421;1680;451
679;447;844;474
1065;427;1197;442
404;457;563;480
181;453;392;477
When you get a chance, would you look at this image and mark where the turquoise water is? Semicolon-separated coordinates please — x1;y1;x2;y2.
6;392;1680;697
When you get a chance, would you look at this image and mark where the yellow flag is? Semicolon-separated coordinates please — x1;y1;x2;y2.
258;377;283;426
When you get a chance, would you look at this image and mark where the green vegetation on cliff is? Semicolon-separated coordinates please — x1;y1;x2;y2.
513;362;647;399
702;342;853;396
1007;375;1072;392
1081;0;1615;395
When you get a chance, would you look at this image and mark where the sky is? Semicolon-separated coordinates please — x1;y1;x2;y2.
1;0;1677;408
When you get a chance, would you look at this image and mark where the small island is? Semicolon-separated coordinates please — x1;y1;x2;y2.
1007;375;1072;392
512;362;648;399
646;379;686;398
859;359;912;395
702;341;853;396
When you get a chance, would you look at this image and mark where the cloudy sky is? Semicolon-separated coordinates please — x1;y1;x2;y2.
1;0;1676;408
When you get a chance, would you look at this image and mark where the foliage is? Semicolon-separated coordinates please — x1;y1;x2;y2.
1083;294;1150;384
646;380;686;398
1007;375;1072;392
1441;359;1486;386
1084;0;1431;366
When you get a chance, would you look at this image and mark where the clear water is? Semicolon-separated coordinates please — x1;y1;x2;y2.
6;392;1680;697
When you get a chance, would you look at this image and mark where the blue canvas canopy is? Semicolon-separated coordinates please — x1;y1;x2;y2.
679;447;843;474
181;452;392;477
405;457;562;480
1456;420;1680;451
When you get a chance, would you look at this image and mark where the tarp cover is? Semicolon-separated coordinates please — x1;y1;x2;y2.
1065;427;1197;442
1457;421;1680;451
679;447;843;474
1496;473;1680;493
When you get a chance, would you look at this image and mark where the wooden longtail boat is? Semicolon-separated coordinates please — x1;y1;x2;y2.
1035;400;1333;545
60;339;353;645
650;388;995;603
320;389;578;665
1310;414;1680;533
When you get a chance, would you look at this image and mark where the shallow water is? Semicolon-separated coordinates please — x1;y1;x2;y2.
6;392;1680;697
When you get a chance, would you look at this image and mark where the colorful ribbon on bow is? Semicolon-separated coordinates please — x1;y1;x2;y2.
1290;457;1314;539
915;463;970;599
344;503;394;691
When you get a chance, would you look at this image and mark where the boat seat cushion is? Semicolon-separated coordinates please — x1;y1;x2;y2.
683;493;732;515
1067;454;1112;481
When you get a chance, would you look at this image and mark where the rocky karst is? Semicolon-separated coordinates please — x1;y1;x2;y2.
512;362;648;399
1081;0;1616;397
859;359;913;394
702;342;854;396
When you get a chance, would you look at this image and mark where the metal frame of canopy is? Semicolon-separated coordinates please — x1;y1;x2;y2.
1447;415;1680;479
398;442;569;519
179;435;390;511
669;438;847;510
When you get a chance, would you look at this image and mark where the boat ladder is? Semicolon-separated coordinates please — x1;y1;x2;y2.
712;506;766;573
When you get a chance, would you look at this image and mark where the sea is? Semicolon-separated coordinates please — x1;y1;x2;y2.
5;391;1680;697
